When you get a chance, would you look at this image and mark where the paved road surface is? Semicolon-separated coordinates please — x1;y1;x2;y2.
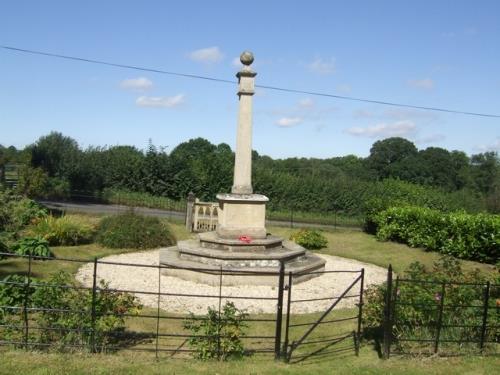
38;200;361;231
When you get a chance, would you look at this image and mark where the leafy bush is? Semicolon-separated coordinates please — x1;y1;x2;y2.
363;257;499;351
30;271;142;352
374;206;499;263
183;301;248;360
0;239;10;259
96;212;175;249
31;215;96;246
0;190;47;232
11;237;53;258
289;229;328;250
0;274;38;324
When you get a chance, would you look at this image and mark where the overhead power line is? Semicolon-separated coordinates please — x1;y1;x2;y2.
2;45;499;119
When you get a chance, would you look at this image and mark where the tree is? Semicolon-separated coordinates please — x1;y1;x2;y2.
367;137;418;179
29;132;80;179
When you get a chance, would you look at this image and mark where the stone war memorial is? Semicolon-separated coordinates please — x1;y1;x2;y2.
160;51;326;285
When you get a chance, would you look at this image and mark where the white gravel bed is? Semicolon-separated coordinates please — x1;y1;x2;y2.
75;250;386;315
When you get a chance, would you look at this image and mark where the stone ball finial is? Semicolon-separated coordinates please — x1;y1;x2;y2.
240;51;254;66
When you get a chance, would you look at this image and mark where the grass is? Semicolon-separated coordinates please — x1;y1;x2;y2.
271;226;497;277
0;217;191;280
1;348;498;374
1;216;498;373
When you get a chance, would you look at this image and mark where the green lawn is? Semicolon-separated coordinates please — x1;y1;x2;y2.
1;349;498;375
270;226;497;277
1;219;498;373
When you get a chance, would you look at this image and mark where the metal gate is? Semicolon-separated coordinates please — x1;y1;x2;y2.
281;268;365;362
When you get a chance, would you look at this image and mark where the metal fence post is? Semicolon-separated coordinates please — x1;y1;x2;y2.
23;251;33;350
274;261;285;359
217;265;223;360
434;282;446;354
355;268;365;356
282;272;293;361
383;264;393;359
90;257;98;353
155;263;162;358
479;281;491;351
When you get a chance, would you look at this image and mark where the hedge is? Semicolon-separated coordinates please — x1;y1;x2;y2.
374;206;499;263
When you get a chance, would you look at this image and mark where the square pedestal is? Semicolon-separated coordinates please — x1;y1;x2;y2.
216;193;268;239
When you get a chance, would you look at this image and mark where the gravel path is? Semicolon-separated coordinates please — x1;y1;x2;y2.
75;250;386;315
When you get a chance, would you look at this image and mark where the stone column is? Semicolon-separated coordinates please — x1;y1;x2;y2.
232;51;257;195
185;191;196;232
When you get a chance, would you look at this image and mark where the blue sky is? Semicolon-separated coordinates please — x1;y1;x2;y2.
1;0;499;158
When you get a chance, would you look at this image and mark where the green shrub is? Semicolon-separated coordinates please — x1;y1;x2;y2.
0;274;38;324
11;237;53;258
96;212;175;249
0;239;10;259
31;215;96;246
289;229;328;250
0;190;47;232
183;301;248;360
374;206;499;263
30;271;142;352
363;257;498;352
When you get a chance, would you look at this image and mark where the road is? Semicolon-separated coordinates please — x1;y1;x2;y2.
38;200;361;231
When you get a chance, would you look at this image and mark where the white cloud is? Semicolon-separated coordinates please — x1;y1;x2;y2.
474;137;500;152
345;120;417;138
120;77;153;91
464;27;478;36
336;84;352;94
136;94;185;108
298;98;314;109
353;109;376;119
408;78;434;90
188;46;224;63
441;31;456;38
232;56;242;67
275;117;303;127
307;57;335;75
416;134;446;144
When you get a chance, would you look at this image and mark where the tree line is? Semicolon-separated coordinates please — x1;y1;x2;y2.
1;132;499;215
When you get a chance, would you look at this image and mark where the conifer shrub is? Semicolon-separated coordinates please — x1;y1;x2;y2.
96;212;175;249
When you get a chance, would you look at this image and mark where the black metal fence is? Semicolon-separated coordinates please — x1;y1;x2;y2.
283;269;365;363
382;265;499;358
0;252;365;360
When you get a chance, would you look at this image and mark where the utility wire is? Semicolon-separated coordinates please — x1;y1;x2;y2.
2;45;499;119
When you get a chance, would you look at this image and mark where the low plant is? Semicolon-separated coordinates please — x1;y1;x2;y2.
0;239;10;259
31;271;142;352
11;237;53;258
289;229;328;250
363;256;499;352
96;212;175;249
0;274;37;324
31;215;96;246
0;190;48;232
183;301;248;360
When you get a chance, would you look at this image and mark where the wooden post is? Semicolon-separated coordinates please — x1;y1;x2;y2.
383;264;393;359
